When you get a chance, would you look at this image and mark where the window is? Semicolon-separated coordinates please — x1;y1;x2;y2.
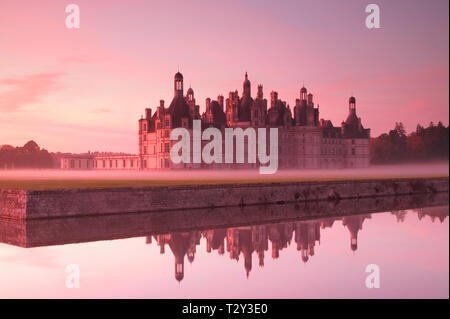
130;160;134;167
123;160;126;167
143;160;147;168
165;119;170;127
164;130;169;138
143;135;146;141
143;146;147;154
352;148;355;155
164;143;170;153
164;158;170;168
102;160;105;168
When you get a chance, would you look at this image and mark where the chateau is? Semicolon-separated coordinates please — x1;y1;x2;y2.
61;72;370;170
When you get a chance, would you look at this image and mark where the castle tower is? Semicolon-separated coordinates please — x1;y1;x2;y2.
243;72;251;97
257;84;263;99
186;87;197;120
174;72;183;97
349;96;356;111
300;86;307;103
186;86;194;102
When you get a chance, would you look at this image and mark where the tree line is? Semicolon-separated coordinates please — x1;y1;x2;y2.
370;122;449;164
0;141;54;169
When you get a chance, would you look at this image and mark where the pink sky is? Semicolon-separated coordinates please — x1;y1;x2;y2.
0;0;448;153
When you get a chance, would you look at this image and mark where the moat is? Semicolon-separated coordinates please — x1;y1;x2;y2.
0;192;448;298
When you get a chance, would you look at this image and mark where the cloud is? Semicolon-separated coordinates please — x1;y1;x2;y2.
0;72;64;111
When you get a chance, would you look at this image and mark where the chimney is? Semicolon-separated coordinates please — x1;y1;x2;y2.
217;95;224;111
145;108;152;119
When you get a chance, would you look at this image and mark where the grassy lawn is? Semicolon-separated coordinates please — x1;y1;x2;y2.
0;174;447;190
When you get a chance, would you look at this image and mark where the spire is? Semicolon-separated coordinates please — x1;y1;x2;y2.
243;71;251;97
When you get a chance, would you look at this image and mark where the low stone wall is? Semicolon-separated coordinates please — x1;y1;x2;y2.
0;177;448;219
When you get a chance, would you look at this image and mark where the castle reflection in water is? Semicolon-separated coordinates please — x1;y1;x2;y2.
148;207;448;282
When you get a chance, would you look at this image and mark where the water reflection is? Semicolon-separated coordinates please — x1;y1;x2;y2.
149;206;448;281
0;193;448;286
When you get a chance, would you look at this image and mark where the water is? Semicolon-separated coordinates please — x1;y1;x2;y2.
0;196;448;298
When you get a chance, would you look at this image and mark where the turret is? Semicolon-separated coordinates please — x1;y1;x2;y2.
300;86;307;102
174;72;183;97
257;84;263;99
243;72;251;97
186;86;194;102
349;96;356;111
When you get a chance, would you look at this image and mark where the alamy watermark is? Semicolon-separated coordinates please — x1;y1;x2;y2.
65;264;80;288
65;4;80;29
365;264;380;288
365;4;380;29
170;120;279;174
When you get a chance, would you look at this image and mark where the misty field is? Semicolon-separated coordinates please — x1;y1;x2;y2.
0;163;448;190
